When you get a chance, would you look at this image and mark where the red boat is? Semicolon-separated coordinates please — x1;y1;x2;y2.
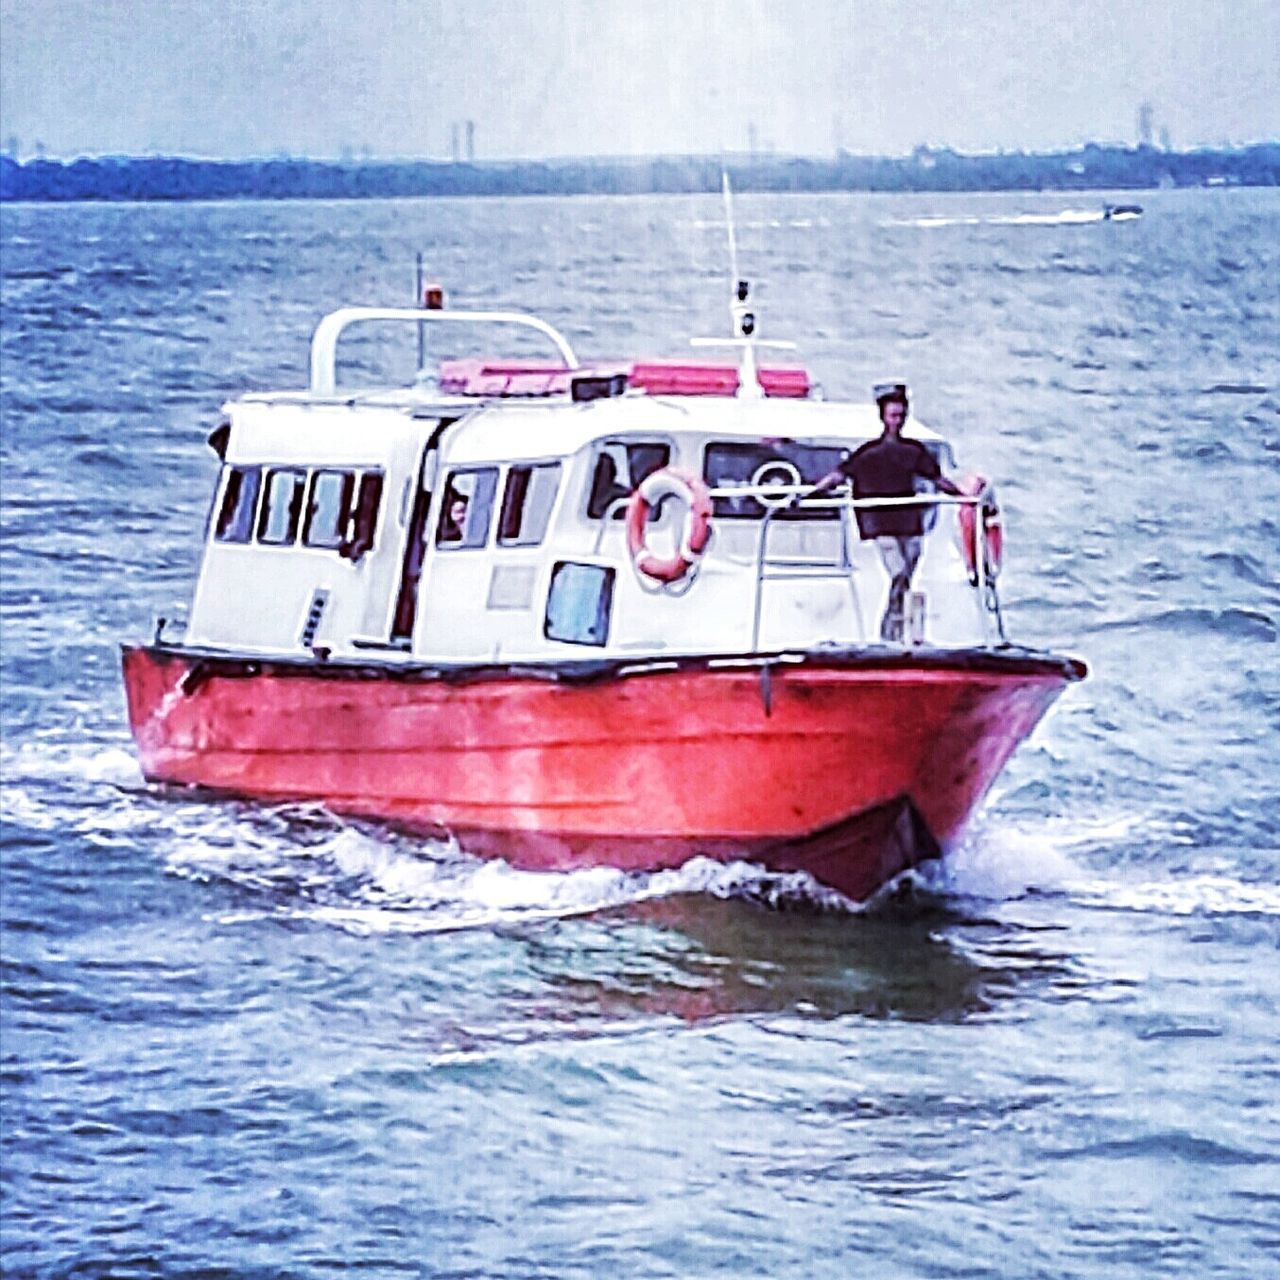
121;287;1085;902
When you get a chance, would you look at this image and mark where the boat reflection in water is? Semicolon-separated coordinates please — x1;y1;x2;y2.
524;892;1078;1028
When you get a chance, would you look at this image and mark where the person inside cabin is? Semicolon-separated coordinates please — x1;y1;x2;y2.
795;382;962;643
438;492;469;544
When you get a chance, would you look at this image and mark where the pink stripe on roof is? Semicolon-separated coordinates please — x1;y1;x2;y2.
437;358;810;398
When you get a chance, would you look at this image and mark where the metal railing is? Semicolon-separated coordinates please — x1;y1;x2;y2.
754;488;1001;649
752;494;862;649
596;482;1002;650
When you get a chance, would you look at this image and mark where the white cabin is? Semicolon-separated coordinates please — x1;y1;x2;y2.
183;308;999;664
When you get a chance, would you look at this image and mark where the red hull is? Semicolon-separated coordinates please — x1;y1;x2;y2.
121;645;1083;902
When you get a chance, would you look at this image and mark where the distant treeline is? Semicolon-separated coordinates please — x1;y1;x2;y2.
2;143;1277;202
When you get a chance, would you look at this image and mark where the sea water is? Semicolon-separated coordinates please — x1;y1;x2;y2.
2;190;1278;1278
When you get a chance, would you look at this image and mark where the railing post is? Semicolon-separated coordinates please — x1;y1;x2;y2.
974;488;989;645
752;509;771;651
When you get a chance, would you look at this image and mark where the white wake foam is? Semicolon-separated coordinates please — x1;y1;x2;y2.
169;814;849;936
1067;873;1280;919
943;810;1280;917
882;209;1109;229
6;734;1274;929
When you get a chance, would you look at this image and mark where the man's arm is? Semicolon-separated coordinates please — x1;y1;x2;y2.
788;466;847;507
915;443;962;497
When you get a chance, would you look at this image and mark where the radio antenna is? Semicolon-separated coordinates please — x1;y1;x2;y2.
721;170;740;291
694;170;795;398
721;170;752;340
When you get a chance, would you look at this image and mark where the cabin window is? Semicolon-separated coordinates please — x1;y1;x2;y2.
545;562;615;647
343;471;384;560
587;441;671;518
436;468;497;549
703;442;845;519
258;468;307;545
498;462;561;546
304;470;355;548
214;463;383;553
214;465;261;543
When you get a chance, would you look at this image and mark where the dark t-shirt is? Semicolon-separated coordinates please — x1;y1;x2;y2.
839;436;942;539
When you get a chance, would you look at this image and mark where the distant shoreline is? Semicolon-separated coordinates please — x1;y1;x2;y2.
2;143;1276;203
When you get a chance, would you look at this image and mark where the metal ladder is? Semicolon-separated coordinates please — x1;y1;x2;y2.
750;504;868;651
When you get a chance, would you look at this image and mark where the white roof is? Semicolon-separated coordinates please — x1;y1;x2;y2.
228;387;946;468
224;399;424;466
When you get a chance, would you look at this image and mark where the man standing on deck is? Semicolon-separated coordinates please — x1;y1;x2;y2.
795;382;962;643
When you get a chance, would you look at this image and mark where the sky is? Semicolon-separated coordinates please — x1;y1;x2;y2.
2;0;1277;162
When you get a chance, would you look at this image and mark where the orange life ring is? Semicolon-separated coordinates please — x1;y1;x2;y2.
625;467;713;585
956;472;1004;582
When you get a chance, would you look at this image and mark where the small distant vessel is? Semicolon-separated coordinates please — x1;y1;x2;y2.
1103;202;1144;221
121;231;1085;902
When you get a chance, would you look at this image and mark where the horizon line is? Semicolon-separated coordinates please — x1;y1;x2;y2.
5;138;1279;167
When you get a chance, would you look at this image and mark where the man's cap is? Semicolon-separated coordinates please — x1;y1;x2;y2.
873;381;909;403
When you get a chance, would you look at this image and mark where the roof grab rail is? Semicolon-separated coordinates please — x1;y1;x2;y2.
308;307;580;395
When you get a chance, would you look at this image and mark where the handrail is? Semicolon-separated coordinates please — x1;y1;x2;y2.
308;307;580;394
774;488;999;646
739;487;999;649
592;483;998;649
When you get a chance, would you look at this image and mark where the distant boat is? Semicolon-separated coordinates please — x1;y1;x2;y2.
1103;203;1144;221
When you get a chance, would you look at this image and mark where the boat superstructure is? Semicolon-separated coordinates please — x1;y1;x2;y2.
122;291;1084;902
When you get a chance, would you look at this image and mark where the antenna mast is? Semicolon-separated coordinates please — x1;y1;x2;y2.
722;171;740;298
697;171;794;398
721;171;751;341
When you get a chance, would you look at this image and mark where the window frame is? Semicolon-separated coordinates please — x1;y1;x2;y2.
702;440;846;521
341;470;385;561
209;462;386;555
544;560;616;648
302;468;356;549
497;461;562;548
586;439;674;520
256;467;308;546
212;464;262;544
435;466;499;551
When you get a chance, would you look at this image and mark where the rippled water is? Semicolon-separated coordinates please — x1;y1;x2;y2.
2;190;1278;1278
